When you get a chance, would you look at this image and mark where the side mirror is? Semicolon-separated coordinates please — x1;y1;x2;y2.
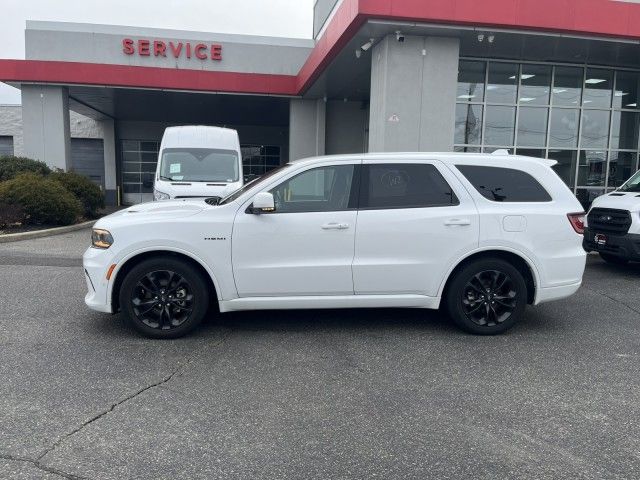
251;191;275;214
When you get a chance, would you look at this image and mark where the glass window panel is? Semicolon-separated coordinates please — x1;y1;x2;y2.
549;108;579;148
455;104;483;145
121;140;139;151
608;152;637;188
610;111;639;150
141;141;158;152
487;62;518;104
122;151;139;162
454;146;481;152
484;106;515;146
122;183;141;194
583;68;613;108
578;150;607;187
141;163;157;173
552;66;583;107
575;188;605;211
614;71;640;109
122;162;140;173
516;149;545;158
456;165;552;202
548;150;578;187
457;60;486;102
517;107;548;147
122;173;140;183
580;110;610;149
141;152;158;163
519;65;551;106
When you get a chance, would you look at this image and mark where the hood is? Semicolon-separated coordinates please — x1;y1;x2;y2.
96;198;210;228
591;191;640;212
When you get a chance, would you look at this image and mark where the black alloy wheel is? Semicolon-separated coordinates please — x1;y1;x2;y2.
445;258;527;335
120;257;209;338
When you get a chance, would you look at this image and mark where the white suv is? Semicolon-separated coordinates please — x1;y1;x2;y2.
83;152;587;338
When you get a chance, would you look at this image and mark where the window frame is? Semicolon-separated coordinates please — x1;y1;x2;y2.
454;164;553;203
261;163;361;214
358;162;460;211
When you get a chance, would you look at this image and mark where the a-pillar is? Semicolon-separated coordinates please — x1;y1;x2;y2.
368;35;460;152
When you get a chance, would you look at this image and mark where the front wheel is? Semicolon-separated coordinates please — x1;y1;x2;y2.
445;258;527;335
119;257;210;338
599;252;629;265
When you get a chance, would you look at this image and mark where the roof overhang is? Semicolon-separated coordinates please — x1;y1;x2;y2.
2;0;640;98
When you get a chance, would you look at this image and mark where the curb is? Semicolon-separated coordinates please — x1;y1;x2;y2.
0;220;96;243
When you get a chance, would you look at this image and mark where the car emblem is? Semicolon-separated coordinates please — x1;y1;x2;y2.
599;215;612;221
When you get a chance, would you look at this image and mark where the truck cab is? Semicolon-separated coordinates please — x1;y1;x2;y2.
153;126;243;202
583;170;640;264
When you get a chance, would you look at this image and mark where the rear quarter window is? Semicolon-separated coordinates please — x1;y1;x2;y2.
455;165;552;202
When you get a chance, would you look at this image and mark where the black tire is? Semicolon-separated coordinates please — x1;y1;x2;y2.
119;257;209;339
445;258;527;335
599;252;629;265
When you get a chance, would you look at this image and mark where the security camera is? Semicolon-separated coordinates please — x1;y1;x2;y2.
395;31;405;43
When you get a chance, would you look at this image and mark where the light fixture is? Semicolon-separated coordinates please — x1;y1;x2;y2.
509;74;535;80
457;94;475;99
355;48;361;59
361;38;374;51
552;88;567;94
519;97;536;102
585;78;606;84
626;103;637;107
614;91;629;97
477;33;485;42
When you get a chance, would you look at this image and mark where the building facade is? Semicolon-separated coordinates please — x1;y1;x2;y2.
2;0;640;207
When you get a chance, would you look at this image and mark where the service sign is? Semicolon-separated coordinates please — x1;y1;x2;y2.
122;38;222;61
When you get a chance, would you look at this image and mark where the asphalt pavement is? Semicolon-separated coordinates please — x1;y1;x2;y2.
1;229;639;480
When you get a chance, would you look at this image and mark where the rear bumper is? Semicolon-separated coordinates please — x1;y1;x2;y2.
583;228;640;261
535;281;582;305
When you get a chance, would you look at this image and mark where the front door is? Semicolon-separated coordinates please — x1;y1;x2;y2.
232;162;360;297
352;160;479;297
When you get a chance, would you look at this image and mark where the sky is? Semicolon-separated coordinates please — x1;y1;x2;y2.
0;0;314;104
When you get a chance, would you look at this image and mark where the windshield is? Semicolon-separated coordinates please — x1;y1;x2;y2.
618;170;640;192
218;164;290;205
159;148;239;183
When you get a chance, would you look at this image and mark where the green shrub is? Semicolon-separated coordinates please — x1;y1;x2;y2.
50;171;104;218
0;156;51;181
0;173;82;226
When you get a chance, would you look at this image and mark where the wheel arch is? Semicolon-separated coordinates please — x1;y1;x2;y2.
109;248;221;313
439;248;539;305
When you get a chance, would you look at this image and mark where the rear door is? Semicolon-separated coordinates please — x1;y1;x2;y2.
352;159;479;296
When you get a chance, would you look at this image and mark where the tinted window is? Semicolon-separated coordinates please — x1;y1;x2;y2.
360;164;458;209
456;165;552;202
270;164;355;213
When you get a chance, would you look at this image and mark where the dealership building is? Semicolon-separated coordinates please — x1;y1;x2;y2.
2;0;640;206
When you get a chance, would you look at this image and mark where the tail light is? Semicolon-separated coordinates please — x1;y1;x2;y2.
567;212;585;234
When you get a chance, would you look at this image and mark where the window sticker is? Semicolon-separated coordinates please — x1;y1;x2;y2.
169;163;181;174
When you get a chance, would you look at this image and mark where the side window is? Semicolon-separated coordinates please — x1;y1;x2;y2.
270;164;355;213
456;165;552;202
360;163;459;209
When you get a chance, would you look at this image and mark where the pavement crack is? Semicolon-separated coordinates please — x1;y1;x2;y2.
36;329;230;464
582;285;640;316
0;453;89;479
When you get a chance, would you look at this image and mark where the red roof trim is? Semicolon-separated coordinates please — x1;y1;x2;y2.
2;0;640;96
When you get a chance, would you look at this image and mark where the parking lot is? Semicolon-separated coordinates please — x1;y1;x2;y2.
1;229;640;480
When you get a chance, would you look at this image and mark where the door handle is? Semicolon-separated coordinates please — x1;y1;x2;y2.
321;222;350;230
444;218;471;226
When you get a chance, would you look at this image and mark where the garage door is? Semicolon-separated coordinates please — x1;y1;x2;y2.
0;136;14;156
71;138;105;189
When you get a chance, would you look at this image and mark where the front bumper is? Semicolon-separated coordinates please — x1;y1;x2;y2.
83;246;115;313
583;228;640;261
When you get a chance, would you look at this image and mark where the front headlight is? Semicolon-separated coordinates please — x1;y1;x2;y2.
92;228;114;249
154;189;170;201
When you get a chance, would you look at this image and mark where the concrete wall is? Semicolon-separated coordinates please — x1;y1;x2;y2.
26;21;312;75
369;35;460;152
289;99;326;161
325;100;367;155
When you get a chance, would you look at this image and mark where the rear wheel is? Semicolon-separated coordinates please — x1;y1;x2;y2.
119;257;209;339
599;252;629;265
445;258;527;335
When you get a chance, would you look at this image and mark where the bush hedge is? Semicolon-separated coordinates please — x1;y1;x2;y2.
50;171;105;218
0;155;52;181
0;173;82;226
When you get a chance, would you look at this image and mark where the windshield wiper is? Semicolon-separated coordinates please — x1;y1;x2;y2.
158;175;173;181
